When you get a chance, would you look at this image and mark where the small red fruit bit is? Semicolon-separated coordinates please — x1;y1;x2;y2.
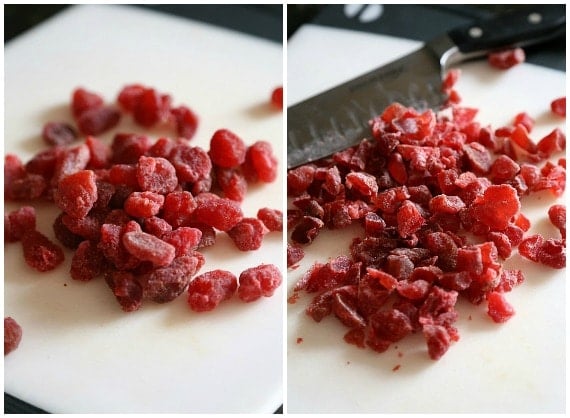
117;84;145;112
4;317;22;355
171;105;199;140
227;217;269;251
486;291;515;323
287;243;305;268
105;270;143;312
42;122;77;146
70;240;106;281
124;191;165;218
551;97;566;117
548;204;566;238
257;207;283;232
162;191;197;228
193;196;243;231
72;87;104;118
187;269;237;312
133;88;170;127
139;255;200;303
423;324;451;360
122;231;176;267
488;48;525;70
271;86;283;109
21;230;65;272
209;129;246;168
243;140;278;183
238;264;282;302
77;106;121;136
5;206;36;243
54;170;98;219
136;156;178;194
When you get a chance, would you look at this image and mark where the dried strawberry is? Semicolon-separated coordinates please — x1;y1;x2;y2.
187;269;237;312
4;317;22;355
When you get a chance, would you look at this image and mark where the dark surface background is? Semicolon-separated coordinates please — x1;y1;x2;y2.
4;3;283;414
288;4;565;71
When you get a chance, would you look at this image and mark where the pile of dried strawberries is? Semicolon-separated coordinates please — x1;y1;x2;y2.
287;70;565;360
5;84;282;319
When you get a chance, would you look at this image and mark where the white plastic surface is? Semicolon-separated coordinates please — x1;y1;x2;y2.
287;25;565;414
4;5;283;414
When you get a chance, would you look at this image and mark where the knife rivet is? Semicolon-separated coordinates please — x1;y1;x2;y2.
468;26;483;38
528;13;542;24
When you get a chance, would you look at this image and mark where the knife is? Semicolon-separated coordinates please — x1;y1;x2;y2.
287;5;565;169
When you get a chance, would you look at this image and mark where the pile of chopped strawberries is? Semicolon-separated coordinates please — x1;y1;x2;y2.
287;69;565;360
5;84;282;319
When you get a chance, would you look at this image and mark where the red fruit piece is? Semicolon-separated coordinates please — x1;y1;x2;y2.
5;206;36;243
70;240;106;281
111;133;152;165
187;269;237;312
215;167;247;201
423;324;451;360
209;129;247;168
471;184;520;231
24;147;59;181
171;105;199;140
122;231;175;267
53;212;84;249
488;48;525;70
169;144;212;183
510;124;537;153
108;164;139;188
77;107;121;136
72;87;104;118
117;84;145;112
124;191;165;218
518;234;544;262
193;196;243;231
161;227;202;257
42;122;77;146
142;216;173;238
139;255;200;303
105;271;143;312
538;238;566;269
368;309;413;349
98;223;140;271
271;86;283;109
133;88;170;127
257;207;283;232
243;141;278;183
162;191;197;228
136;156;178;194
4;317;22;355
396;200;424;238
548;204;566;238
21;230;65;272
54;170;98;219
537;128;566;159
551;97;566;117
513;112;534;132
85;135;111;169
238;264;282;302
488;155;520;183
227;218;269;251
287;243;305;267
486;291;515;323
287;165;315;196
52;144;91;184
345;172;378;196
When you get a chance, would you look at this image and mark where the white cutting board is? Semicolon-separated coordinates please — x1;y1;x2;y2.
4;5;283;413
287;25;566;413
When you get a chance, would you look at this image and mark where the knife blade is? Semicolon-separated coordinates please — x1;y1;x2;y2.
287;5;565;169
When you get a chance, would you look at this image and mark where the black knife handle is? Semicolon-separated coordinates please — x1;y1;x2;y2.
448;5;565;54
